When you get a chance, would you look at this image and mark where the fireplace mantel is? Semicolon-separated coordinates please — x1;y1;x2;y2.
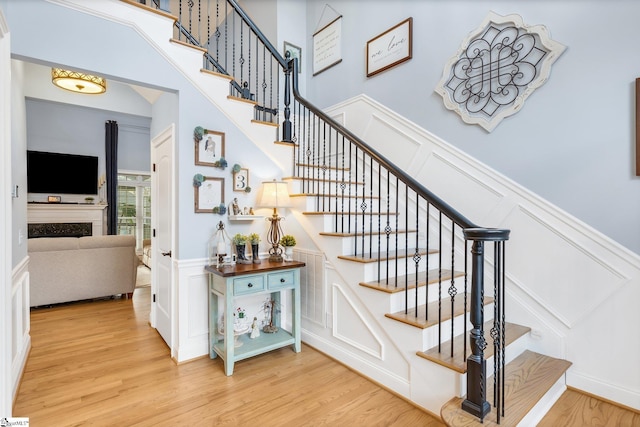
27;203;108;236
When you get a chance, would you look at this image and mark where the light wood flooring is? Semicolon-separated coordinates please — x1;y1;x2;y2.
13;286;639;426
13;287;443;426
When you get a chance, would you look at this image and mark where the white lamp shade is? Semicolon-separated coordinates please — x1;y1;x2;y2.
258;180;291;209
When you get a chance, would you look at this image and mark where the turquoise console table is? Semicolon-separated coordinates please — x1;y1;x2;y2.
205;260;305;375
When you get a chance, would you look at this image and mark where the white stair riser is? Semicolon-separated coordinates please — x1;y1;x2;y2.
292;167;353;182
296;196;384;213
421;303;495;351
388;277;467;311
287;179;365;195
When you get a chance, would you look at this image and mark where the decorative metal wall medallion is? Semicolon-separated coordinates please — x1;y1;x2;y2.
435;12;566;132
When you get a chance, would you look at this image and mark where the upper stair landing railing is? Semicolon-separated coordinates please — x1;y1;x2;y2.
146;0;287;124
138;0;510;422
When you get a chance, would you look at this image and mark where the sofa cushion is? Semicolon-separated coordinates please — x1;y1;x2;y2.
79;234;135;249
28;237;79;252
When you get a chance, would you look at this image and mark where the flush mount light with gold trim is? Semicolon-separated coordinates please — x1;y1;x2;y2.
51;68;107;94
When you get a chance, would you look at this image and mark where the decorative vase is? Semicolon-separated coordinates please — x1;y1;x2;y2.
252;243;261;264
284;246;294;262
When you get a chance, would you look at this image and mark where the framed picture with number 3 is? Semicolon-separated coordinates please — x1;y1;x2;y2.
233;168;249;192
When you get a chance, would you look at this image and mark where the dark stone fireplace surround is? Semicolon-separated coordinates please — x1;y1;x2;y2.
28;222;93;238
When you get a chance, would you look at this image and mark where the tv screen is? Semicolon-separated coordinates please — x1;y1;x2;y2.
27;150;99;195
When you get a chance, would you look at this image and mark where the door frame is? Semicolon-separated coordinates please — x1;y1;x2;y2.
1;8;13;415
150;123;177;358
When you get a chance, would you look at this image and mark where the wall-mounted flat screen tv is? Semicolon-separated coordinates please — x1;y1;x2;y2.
27;150;99;195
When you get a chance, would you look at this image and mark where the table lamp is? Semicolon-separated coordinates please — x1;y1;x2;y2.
258;180;291;262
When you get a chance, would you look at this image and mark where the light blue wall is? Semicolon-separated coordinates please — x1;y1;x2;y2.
303;0;640;254
6;0;281;260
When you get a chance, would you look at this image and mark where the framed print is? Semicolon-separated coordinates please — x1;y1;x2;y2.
195;176;224;213
195;130;225;166
284;41;302;73
366;17;413;77
313;16;342;76
233;168;249;192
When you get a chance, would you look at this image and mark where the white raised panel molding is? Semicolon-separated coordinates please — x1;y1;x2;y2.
434;11;566;132
332;284;384;360
175;258;210;362
11;258;31;401
324;94;640;410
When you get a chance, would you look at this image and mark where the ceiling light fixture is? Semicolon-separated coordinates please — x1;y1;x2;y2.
51;68;107;94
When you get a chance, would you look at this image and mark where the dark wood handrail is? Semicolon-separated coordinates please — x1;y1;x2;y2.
286;58;508;240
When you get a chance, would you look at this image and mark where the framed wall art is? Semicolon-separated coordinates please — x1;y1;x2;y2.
195;129;225;167
434;12;566;132
284;41;302;73
313;16;342;76
233;167;249;192
194;176;224;213
366;17;413;78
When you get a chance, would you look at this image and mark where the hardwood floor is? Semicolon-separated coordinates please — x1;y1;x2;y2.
13;286;640;426
13;287;443;426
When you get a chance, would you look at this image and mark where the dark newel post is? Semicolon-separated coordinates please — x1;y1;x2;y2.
282;55;292;142
462;239;491;420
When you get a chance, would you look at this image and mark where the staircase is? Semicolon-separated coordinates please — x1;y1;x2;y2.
287;171;571;425
118;0;572;424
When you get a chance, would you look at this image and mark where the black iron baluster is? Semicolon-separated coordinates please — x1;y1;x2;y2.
385;169;391;286
394;175;399;290
425;202;430;321
414;196;420;317
438;211;442;352
368;156;373;258
450;221;457;357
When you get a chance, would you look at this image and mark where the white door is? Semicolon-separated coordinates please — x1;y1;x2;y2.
151;125;174;351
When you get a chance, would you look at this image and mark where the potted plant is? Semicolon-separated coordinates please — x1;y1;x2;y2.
248;233;261;264
279;234;296;261
232;233;251;264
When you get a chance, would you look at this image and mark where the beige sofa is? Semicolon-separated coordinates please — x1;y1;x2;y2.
28;235;138;307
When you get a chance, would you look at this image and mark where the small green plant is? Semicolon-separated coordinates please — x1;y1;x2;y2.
279;234;296;247
248;233;261;244
232;233;247;245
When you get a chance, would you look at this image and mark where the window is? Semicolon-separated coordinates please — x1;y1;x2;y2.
117;172;151;252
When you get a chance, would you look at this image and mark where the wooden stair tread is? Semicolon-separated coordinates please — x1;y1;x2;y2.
441;350;572;426
360;269;464;294
417;322;531;373
274;140;299;147
337;247;436;263
385;294;493;329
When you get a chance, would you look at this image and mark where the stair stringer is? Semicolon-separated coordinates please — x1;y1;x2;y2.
54;0;294;173
291;208;469;416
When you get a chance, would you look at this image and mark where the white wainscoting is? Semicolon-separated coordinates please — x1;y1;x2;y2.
175;258;210;363
11;257;31;400
324;94;640;410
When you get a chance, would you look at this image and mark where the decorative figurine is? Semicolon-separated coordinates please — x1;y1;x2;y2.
250;317;260;339
232;198;241;215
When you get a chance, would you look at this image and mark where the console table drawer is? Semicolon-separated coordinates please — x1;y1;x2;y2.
268;270;295;290
233;275;265;295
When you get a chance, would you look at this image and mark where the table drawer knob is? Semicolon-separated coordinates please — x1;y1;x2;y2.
280;278;285;283
248;283;253;288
